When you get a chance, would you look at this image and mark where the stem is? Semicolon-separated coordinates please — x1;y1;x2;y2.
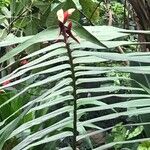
89;1;100;21
123;0;127;29
8;9;28;33
66;43;77;150
78;10;94;26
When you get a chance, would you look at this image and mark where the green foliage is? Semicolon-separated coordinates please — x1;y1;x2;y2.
138;141;150;150
111;1;124;26
0;0;10;9
107;123;144;149
0;23;150;149
0;0;150;150
99;1;124;27
79;0;100;24
107;123;127;149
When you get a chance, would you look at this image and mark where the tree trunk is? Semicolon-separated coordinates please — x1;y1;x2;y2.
128;0;150;51
128;0;150;138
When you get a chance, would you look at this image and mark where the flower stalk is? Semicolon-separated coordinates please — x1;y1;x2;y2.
57;8;79;149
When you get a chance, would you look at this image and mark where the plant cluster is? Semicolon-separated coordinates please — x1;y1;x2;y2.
0;0;150;150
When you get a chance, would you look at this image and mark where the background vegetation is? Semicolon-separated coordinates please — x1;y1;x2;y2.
0;0;150;150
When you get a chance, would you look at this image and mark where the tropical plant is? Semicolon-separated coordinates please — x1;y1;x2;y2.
106;122;144;149
0;1;150;150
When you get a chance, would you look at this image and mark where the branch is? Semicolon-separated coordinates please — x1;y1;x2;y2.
104;0;113;26
123;0;127;29
117;46;129;66
8;3;32;33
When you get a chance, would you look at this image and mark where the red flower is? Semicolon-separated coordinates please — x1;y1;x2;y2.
57;8;79;43
57;8;75;24
20;59;29;65
2;80;11;86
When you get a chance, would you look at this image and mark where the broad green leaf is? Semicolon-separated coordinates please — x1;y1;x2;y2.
127;126;144;139
0;71;71;108
9;106;73;139
0;103;34;150
0;57;69;84
0;15;5;24
77;86;144;94
71;0;82;10
22;132;73;150
0;29;7;40
59;147;73;150
0;82;72;128
78;99;150;114
72;21;107;48
22;131;73;150
12;119;73;150
94;138;150;150
0;35;32;47
0;27;59;64
84;26;129;40
79;107;150;125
